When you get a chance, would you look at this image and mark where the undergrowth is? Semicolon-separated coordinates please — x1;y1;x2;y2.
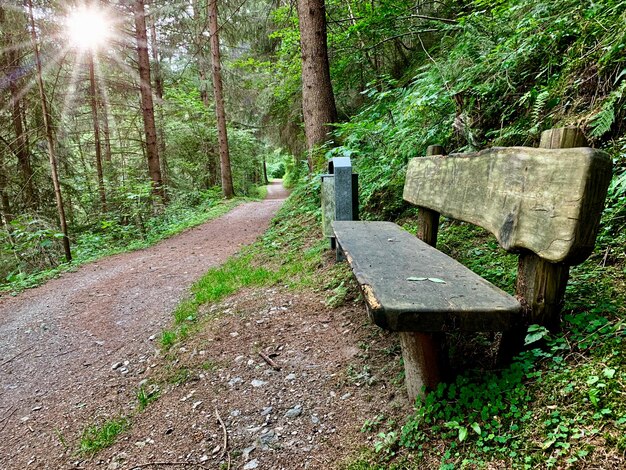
345;219;626;469
1;189;266;293
159;177;327;349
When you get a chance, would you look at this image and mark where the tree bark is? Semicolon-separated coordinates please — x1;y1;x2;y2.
27;0;71;262
193;0;219;187
0;151;12;226
0;4;36;209
148;7;168;187
88;52;107;213
133;0;165;205
297;0;337;172
208;0;235;198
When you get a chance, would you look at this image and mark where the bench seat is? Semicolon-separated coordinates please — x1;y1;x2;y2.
333;221;521;332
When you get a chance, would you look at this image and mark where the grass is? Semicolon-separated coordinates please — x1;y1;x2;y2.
158;179;327;351
1;196;251;294
79;417;128;455
136;384;160;411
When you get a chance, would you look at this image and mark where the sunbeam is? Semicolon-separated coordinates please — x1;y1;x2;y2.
66;5;112;51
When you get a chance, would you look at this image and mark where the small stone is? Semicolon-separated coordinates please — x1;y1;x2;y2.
230;332;239;337
211;445;221;455
228;377;243;387
111;362;122;371
285;373;296;381
259;429;277;446
31;406;42;412
242;445;256;460
311;415;320;425
235;356;245;363
230;409;241;417
251;379;267;388
261;406;273;416
107;462;119;470
192;401;202;410
199;455;209;463
243;459;259;470
285;405;302;418
340;392;352;400
148;335;156;341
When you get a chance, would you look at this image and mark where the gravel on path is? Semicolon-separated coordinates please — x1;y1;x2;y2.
0;182;289;468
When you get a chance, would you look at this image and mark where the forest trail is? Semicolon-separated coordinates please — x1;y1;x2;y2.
0;181;289;467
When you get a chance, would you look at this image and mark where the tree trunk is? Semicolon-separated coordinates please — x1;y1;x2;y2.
100;98;112;164
0;4;36;209
193;0;220;187
208;0;235;198
0;152;12;226
27;0;71;262
88;52;107;213
148;7;168;187
297;0;337;172
133;0;165;205
192;0;211;108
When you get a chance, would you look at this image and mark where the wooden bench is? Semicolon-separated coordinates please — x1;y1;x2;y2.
332;128;612;400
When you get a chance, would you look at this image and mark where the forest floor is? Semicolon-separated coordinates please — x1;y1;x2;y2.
0;181;408;470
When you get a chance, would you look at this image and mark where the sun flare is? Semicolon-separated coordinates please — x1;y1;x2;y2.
66;6;111;51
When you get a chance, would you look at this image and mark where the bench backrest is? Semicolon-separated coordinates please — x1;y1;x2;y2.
403;146;612;265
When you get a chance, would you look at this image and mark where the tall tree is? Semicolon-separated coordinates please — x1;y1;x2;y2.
297;0;337;171
26;0;71;262
208;0;234;198
88;52;107;213
0;4;37;208
192;0;219;187
133;0;165;205
192;0;211;108
148;7;168;186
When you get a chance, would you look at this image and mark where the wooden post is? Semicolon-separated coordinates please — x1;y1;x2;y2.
399;144;446;401
416;145;445;246
516;127;587;331
400;332;441;400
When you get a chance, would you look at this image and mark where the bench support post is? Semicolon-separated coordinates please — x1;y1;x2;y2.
399;332;442;401
502;127;587;360
399;144;446;400
520;127;586;331
517;256;569;331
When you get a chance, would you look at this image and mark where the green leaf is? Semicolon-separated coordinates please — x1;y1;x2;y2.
458;426;468;442
524;325;549;345
407;277;428;281
602;367;616;379
471;422;482;435
428;278;446;284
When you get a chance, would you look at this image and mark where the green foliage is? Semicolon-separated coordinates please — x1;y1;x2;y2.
136;384;160;411
1;193;245;292
79;417;128;455
326;0;626;219
159;176;325;351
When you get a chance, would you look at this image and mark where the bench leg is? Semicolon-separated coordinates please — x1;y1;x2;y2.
399;332;442;401
336;242;346;262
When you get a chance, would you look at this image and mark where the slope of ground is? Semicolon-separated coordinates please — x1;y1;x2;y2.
0;182;290;467
0;182;409;469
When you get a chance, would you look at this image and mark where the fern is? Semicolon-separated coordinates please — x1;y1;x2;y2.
532;90;549;125
590;80;626;138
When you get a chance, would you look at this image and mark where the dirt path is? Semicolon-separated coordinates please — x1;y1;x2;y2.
0;182;290;468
